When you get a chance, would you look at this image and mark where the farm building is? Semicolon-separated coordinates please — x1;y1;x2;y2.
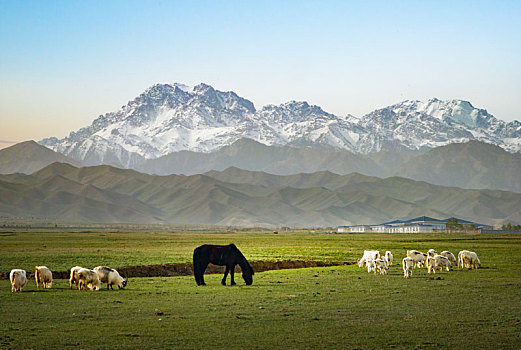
338;216;492;233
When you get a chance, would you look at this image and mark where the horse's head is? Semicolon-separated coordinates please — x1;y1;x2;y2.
243;269;253;285
241;261;254;286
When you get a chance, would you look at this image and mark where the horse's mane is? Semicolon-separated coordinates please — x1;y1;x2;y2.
233;245;254;275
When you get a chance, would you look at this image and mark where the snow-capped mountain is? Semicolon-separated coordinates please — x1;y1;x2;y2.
357;98;521;153
41;83;257;167
40;83;521;167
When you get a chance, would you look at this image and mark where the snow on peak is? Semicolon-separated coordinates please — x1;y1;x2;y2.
39;85;521;167
173;83;194;93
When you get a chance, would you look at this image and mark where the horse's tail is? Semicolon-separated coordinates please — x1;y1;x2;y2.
193;247;202;285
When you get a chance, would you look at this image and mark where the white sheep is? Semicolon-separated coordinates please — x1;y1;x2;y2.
435;255;452;272
461;251;481;269
367;259;377;273
69;266;84;289
458;250;471;268
426;256;436;274
35;266;53;289
77;268;101;291
384;251;393;266
440;251;457;266
374;258;389;275
427;249;438;258
10;269;28;292
402;257;414;278
407;250;426;268
358;250;380;268
93;266;127;290
427;255;452;274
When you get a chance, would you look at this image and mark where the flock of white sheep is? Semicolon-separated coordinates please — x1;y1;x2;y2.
9;265;127;293
358;249;481;278
8;249;481;292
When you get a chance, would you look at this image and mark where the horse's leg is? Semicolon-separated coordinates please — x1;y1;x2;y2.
194;261;202;285
230;264;236;286
200;262;209;286
193;266;198;285
222;265;230;286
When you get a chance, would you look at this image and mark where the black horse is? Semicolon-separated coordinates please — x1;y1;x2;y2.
193;244;254;286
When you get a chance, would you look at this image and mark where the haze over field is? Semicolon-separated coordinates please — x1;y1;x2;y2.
1;2;520;227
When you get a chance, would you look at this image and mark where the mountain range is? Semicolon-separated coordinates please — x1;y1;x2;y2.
2;83;520;227
39;83;521;169
2;139;520;193
0;162;519;227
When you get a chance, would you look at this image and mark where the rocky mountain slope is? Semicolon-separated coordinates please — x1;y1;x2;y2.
40;83;521;168
0;141;80;175
393;140;521;192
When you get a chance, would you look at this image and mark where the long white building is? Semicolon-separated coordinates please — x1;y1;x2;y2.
337;216;492;233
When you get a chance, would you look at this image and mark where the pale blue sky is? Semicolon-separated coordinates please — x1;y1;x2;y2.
1;1;520;146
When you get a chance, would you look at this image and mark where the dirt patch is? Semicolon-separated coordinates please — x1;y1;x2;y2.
0;260;352;280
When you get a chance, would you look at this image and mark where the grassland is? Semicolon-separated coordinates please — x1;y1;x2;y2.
1;230;521;349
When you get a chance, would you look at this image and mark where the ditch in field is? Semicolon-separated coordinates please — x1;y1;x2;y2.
0;260;352;280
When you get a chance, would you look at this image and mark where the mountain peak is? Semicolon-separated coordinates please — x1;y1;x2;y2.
172;83;193;93
38;86;521;168
193;82;214;94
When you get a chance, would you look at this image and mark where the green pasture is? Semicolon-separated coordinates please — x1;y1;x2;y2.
1;230;521;349
2;230;520;272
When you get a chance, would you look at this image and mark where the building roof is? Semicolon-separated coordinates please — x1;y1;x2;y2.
407;216;446;223
341;216;491;229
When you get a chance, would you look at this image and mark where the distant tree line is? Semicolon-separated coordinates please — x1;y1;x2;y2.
501;223;521;231
446;218;476;231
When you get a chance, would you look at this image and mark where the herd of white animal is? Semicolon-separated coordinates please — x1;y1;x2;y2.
9;249;481;292
9;265;127;293
358;249;481;278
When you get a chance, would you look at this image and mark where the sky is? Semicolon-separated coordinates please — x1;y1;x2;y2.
1;1;520;149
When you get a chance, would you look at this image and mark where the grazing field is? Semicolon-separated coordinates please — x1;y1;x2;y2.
1;230;521;349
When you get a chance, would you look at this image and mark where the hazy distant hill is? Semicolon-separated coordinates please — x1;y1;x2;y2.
394;141;521;192
136;138;400;176
0;163;519;227
2;139;520;193
0;141;81;175
138;139;521;193
205;166;383;190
